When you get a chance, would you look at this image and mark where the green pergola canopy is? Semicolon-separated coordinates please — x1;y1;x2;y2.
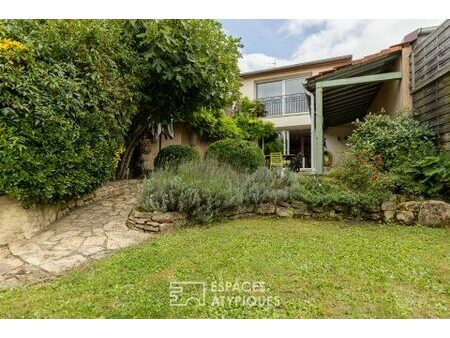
306;52;401;127
305;50;403;173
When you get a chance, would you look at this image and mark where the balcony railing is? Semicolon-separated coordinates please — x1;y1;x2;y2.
258;93;309;117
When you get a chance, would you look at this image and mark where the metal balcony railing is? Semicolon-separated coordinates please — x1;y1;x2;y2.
258;93;309;117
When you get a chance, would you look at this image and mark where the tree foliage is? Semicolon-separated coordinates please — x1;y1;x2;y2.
0;20;243;203
115;19;243;178
140;20;242;120
186;96;274;142
0;20;140;204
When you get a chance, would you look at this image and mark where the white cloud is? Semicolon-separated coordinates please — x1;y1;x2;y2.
239;53;291;73
278;19;326;36
239;19;443;72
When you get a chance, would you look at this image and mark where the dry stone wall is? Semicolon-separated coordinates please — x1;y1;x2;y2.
0;180;142;245
127;199;450;233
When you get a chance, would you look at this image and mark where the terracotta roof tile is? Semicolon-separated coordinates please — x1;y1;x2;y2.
306;45;403;82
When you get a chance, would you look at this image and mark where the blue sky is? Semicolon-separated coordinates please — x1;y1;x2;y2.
221;20;314;58
220;19;443;72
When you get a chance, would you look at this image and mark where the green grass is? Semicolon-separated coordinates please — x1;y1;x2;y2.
0;218;449;318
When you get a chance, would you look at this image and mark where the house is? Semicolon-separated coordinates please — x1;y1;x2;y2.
243;20;449;174
139;21;448;174
240;55;352;169
240;49;414;173
304;20;449;173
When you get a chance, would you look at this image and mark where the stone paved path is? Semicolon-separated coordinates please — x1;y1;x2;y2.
0;190;153;289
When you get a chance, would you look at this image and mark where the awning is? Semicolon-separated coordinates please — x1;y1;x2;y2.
305;46;402;127
304;45;404;173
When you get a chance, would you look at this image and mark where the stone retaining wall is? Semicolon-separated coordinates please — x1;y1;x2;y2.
0;180;142;245
382;200;450;227
126;209;187;233
127;199;450;233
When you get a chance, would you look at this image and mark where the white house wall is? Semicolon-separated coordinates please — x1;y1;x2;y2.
263;113;311;129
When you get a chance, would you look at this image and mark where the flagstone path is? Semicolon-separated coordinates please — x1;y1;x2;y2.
0;189;153;289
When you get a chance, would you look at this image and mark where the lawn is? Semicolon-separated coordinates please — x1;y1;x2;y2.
0;218;448;318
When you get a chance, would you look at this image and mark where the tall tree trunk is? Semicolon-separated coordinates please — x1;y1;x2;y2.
115;112;149;180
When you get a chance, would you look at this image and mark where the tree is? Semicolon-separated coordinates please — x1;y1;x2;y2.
0;19;244;203
115;20;242;179
0;20;141;203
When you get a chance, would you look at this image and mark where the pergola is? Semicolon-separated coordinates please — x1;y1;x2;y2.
305;46;404;173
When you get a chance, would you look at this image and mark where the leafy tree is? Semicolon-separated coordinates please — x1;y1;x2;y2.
116;20;242;178
0;20;141;204
0;19;244;203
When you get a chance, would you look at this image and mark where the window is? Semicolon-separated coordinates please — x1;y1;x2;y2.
256;77;307;116
256;80;282;98
285;78;304;95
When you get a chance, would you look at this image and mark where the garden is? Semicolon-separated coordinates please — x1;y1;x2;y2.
0;19;449;319
0;218;448;318
138;113;449;226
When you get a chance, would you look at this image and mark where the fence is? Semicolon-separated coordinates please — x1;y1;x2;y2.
411;20;450;150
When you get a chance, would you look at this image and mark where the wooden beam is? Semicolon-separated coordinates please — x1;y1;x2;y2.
323;82;379;101
314;86;324;174
324;89;379;109
316;72;402;88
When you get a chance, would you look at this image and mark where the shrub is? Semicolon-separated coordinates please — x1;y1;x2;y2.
344;113;449;199
188;107;274;141
154;145;200;170
329;148;385;193
140;161;298;223
392;152;450;198
264;139;283;155
291;174;385;210
139;160;243;223
243;167;297;205
206;139;264;172
0;21;140;205
349;113;436;171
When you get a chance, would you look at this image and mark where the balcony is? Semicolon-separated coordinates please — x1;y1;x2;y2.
258;93;309;117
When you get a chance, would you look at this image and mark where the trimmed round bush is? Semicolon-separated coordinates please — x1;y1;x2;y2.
206;139;264;172
154;145;200;170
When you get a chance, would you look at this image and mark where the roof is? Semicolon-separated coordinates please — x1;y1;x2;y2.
239;55;352;79
306;45;402;85
305;46;403;127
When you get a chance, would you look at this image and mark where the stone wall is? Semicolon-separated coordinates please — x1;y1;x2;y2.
127;199;450;233
382;200;450;227
126;209;187;233
0;180;142;245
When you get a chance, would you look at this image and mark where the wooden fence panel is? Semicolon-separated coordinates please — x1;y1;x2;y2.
412;20;450;150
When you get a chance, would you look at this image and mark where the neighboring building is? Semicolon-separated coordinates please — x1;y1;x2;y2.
240;55;352;169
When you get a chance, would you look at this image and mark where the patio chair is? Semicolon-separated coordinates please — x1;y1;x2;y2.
269;152;284;169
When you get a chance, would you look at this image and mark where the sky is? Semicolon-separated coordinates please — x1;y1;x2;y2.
220;19;443;72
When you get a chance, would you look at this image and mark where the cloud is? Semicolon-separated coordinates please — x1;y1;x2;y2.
278;19;326;36
239;53;290;73
239;19;443;72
